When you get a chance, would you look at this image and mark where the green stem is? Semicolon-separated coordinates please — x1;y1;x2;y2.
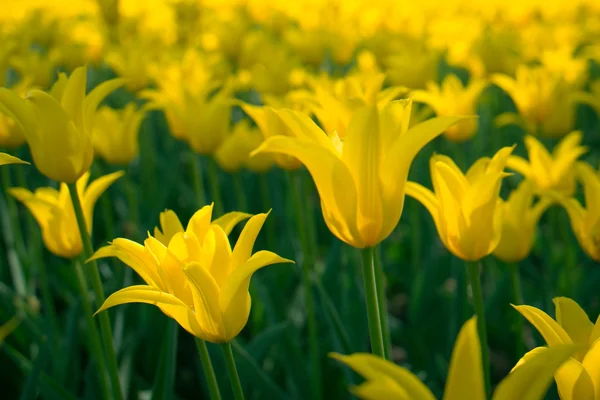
373;246;391;360
152;320;178;399
191;152;207;207
207;157;224;216
360;247;385;357
67;183;123;400
195;339;222;400
233;173;248;211
467;261;491;398
73;259;111;400
289;171;321;400
509;263;525;359
221;342;245;400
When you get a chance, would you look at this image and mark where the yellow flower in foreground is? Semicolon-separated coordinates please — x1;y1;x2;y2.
514;297;600;400
557;162;600;261
493;181;552;263
10;171;123;258
92;205;293;343
92;104;147;165
412;74;487;142
332;317;576;400
0;152;28;166
253;100;469;248
214;120;273;174
405;147;513;261
506;131;587;196
0;66;126;183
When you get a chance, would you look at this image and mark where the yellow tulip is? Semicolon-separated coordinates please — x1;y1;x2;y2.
10;171;123;259
412;74;488;142
0;82;31;149
0;152;28;166
92;205;293;343
506;131;587;196
332;317;576;400
405;147;513;261
493;180;552;263
514;297;600;400
0;66;126;183
252;100;469;248
557;162;600;261
92;104;147;165
214;120;273;174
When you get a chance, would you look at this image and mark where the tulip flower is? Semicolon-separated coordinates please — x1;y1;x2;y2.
0;81;31;149
10;171;123;258
506;131;587;196
0;66;126;183
92;204;293;343
0;152;28;166
514;297;600;400
253;100;469;248
215;120;273;174
557;162;600;261
92;104;147;165
412;74;487;142
406;147;513;261
332;317;576;400
493;180;552;263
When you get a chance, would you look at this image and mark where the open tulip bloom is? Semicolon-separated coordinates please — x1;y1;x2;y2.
91;204;293;343
332;317;576;400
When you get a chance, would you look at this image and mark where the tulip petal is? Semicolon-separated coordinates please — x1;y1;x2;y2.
61;66;87;130
84;77;128;133
213;212;252;235
82;171;124;232
506;155;532;178
590;315;600;345
379;99;412;154
330;353;436;400
493;345;577;400
555;357;595;400
576;162;600;221
186;204;214;243
0;88;37;138
553;297;593;346
231;212;269;267
351;377;411;400
96;285;202;337
512;305;573;346
208;225;233;287
443;317;485;400
0;153;28;166
582;338;600;400
154;210;185;246
405;182;440;228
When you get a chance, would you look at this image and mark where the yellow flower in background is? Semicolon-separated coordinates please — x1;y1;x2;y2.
506;131;587;196
0;66;126;183
406;147;513;261
493;181;552;263
104;40;156;92
492;65;579;138
332;317;576;400
412;74;487;142
557;162;600;261
0;152;28;166
93;103;147;165
92;205;294;343
10;171;123;259
513;297;600;400
382;38;441;90
214;120;273;174
0;81;32;149
253;100;469;248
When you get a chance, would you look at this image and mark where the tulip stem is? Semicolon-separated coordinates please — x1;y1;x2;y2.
67;183;124;400
509;263;525;359
195;339;222;400
466;261;491;398
73;258;111;400
361;247;386;358
221;342;245;400
190;153;207;207
374;246;391;360
207;157;224;216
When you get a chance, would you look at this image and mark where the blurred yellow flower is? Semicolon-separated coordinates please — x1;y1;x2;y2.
406;147;513;261
506;131;587;196
0;152;28;166
92;205;293;343
0;66;126;183
493;181;552;263
214;120;273;174
10;171;123;258
412;74;487;142
93;103;147;165
514;297;600;400
557;162;600;261
0;82;31;149
332;317;576;400
253;100;468;248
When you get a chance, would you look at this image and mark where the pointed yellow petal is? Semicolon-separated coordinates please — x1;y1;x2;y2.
512;305;573;346
207;225;233;287
186;204;214;244
0;153;28;166
154;210;185;246
576;162;600;220
330;353;436;400
0;88;37;137
582;338;600;399
493;345;577;400
61;66;87;130
231;212;269;267
212;211;252;235
84;77;128;133
506;155;532;178
443;317;485;400
555;357;595;400
590;315;600;345
351;377;411;400
405;181;440;229
82;171;124;232
553;297;593;346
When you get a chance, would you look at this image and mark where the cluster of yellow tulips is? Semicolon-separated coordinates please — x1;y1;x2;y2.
1;0;600;399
